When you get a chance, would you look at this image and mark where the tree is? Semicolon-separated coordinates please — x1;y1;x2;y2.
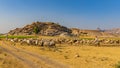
33;26;39;34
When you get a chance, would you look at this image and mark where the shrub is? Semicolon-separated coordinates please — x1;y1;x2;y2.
115;61;120;68
33;26;39;34
64;55;69;59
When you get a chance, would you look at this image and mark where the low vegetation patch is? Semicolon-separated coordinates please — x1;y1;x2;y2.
0;35;37;39
115;61;120;68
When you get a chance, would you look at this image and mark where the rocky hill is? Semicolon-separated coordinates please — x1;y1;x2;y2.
8;22;72;36
8;21;119;37
105;28;120;35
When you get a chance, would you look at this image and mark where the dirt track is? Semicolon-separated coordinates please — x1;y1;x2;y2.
0;41;69;68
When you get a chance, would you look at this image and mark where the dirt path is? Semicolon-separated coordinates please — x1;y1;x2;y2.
0;45;40;68
0;41;70;68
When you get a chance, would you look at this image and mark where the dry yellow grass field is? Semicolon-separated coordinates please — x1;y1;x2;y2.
1;40;120;68
0;47;27;68
18;45;119;68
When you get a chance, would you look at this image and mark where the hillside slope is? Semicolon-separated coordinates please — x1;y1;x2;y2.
8;21;119;37
8;22;72;36
71;28;116;37
105;28;120;36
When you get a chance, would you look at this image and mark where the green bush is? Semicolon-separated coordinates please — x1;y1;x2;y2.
115;61;120;68
33;26;39;34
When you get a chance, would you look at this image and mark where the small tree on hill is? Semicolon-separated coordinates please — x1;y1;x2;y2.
33;26;39;34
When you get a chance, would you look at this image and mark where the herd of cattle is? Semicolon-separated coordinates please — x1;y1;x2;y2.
6;37;120;47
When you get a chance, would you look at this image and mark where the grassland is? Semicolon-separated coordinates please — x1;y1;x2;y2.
2;41;120;68
0;35;37;39
16;45;120;68
1;36;120;68
0;47;27;68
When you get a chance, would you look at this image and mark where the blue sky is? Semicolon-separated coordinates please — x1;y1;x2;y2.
0;0;120;33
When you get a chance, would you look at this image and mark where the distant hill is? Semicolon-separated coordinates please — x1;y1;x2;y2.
71;28;116;37
105;28;120;36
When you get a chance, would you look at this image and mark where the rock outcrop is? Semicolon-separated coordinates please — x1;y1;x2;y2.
8;21;119;37
8;22;72;36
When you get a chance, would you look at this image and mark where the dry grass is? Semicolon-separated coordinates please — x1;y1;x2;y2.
1;39;120;68
11;43;120;68
0;48;26;68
